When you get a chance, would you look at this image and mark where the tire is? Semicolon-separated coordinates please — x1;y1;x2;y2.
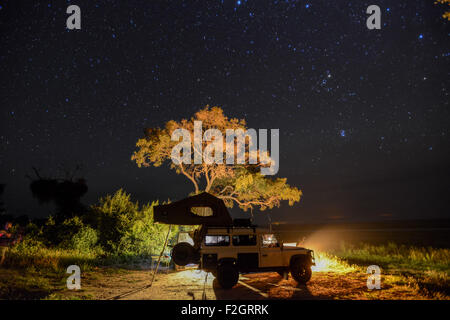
216;263;239;289
290;259;312;284
171;242;195;266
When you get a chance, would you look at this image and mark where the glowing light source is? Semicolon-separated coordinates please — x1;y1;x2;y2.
311;252;356;273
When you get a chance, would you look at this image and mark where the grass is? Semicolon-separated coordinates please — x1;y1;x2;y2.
3;244;100;272
0;241;173;299
2;241;171;272
1;240;449;299
0;243;94;299
332;242;450;272
328;242;450;298
0;267;62;299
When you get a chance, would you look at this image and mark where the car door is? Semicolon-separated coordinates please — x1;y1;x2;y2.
259;234;283;267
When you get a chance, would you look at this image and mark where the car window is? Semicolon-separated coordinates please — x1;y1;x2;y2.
191;206;213;216
177;232;194;245
204;235;230;246
261;234;280;248
232;234;257;246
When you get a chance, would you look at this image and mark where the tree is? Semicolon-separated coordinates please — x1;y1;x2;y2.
131;106;301;211
435;0;450;20
28;166;88;219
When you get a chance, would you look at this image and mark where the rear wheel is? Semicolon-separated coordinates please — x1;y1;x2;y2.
216;263;239;289
290;259;312;284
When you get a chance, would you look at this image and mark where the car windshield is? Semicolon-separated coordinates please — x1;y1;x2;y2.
232;234;257;246
204;235;230;246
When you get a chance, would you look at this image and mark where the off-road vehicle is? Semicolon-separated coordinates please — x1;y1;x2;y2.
154;192;315;289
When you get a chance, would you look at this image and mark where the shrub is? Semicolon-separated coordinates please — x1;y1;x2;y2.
5;189;181;269
90;189;178;256
69;226;99;252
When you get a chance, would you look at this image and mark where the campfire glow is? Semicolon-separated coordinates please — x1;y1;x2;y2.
312;252;356;273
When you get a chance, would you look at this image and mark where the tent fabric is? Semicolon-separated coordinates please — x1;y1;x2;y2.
153;192;233;226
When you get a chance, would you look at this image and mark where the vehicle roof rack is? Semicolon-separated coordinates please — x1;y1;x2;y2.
232;218;253;227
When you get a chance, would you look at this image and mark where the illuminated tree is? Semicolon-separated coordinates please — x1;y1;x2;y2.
435;0;450;20
131;106;301;211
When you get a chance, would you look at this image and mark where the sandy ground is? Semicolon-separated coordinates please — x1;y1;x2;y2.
59;268;433;300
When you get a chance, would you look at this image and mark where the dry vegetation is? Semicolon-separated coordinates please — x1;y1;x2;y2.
1;243;448;300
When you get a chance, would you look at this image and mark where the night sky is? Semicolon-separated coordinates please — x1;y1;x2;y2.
0;0;449;223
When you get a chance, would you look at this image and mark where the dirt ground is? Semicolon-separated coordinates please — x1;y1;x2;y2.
53;268;435;300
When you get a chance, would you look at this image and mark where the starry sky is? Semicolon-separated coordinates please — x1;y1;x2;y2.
0;0;449;223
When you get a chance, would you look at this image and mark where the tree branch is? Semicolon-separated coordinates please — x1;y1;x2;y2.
219;195;278;209
179;163;199;194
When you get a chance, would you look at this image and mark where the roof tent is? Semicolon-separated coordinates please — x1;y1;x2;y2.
153;192;233;226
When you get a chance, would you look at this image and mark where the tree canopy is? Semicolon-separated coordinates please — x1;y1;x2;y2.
132;106;301;212
435;0;450;20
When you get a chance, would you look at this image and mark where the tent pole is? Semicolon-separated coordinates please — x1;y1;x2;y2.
150;224;172;286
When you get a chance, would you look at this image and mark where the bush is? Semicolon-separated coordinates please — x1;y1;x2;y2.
5;189;181;269
90;189;139;253
68;226;99;252
90;189;178;256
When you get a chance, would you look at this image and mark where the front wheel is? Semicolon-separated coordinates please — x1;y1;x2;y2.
216;263;239;289
290;260;312;284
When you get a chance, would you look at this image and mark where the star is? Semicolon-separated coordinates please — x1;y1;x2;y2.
0;0;447;223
